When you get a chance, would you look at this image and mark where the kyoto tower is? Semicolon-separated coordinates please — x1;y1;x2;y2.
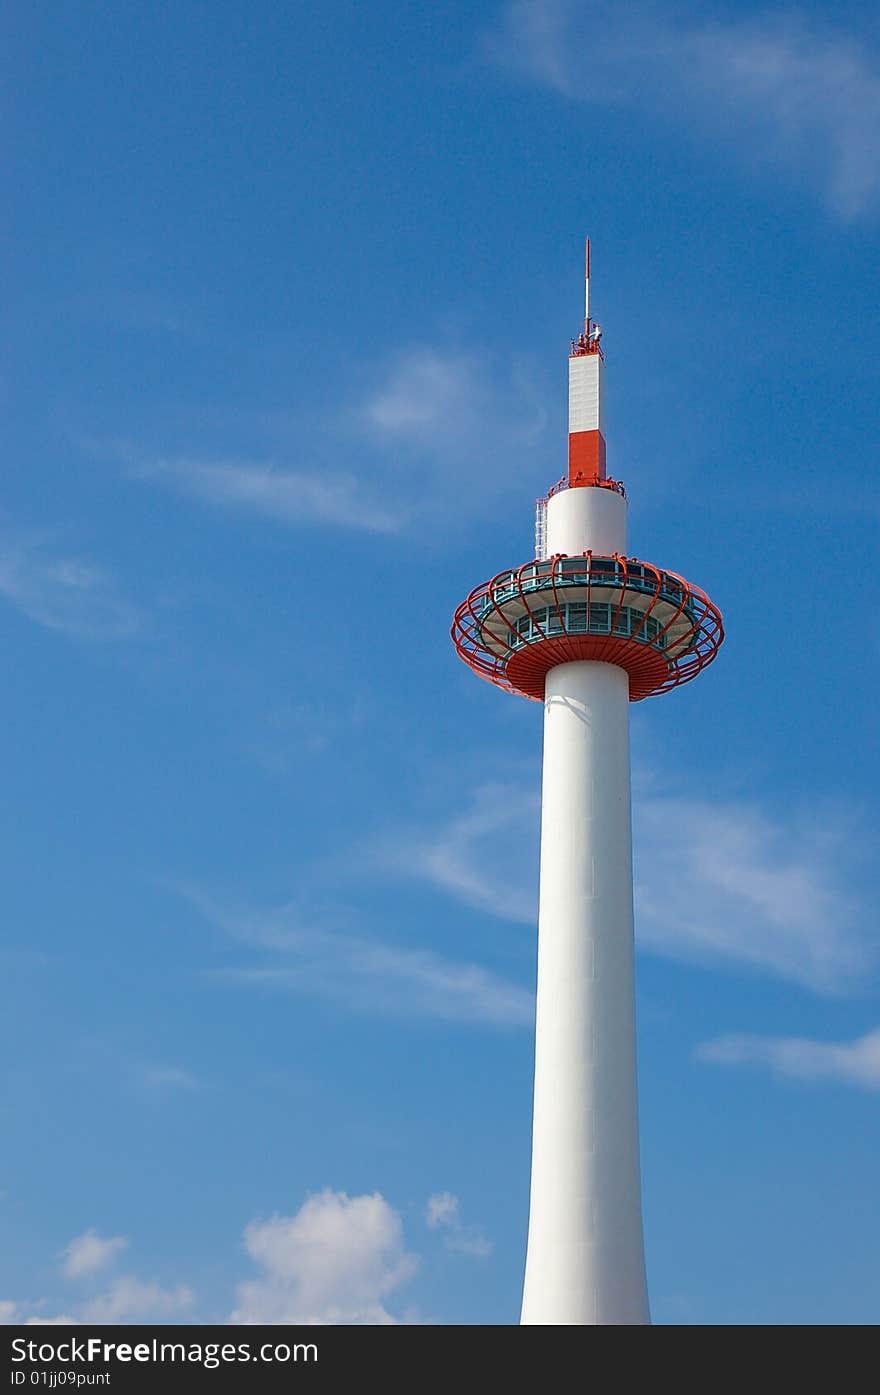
451;242;724;1325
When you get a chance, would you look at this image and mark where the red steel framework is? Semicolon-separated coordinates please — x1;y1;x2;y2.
542;476;626;502
451;551;724;703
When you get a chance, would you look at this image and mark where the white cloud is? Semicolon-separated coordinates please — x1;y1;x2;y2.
220;954;532;1029
230;1190;417;1325
121;345;548;533
367;353;476;434
484;0;579;94
425;1192;493;1259
375;782;539;926
140;458;401;534
446;1233;493;1260
633;791;869;992
80;1276;193;1323
0;1300;79;1326
6;1280;192;1326
485;1;880;218
426;1192;460;1230
697;1027;880;1090
186;887;533;1028
0;532;140;640
61;1229;128;1280
362;349;548;500
3;1231;191;1326
384;780;873;993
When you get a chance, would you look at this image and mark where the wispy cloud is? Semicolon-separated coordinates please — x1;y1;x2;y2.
0;531;140;640
60;1230;127;1280
485;1;880;218
139;458;401;534
184;886;533;1028
362;348;549;501
425;1192;493;1259
374;782;540;926
230;1190;417;1325
110;344;548;536
365;349;546;456
367;353;478;435
697;1027;880;1090
633;788;871;992
380;779;874;993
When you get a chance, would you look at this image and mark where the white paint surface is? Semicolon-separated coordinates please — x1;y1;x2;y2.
546;483;627;556
568;354;605;434
521;660;649;1325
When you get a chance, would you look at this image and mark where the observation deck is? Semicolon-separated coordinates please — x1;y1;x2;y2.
452;552;723;702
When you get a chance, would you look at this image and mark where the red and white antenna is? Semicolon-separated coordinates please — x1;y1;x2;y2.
568;235;606;486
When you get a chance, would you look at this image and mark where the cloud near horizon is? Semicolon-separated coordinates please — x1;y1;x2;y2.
2;1229;193;1326
230;1190;417;1325
3;1190;486;1326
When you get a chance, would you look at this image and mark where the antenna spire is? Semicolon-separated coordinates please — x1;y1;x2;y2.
584;237;591;331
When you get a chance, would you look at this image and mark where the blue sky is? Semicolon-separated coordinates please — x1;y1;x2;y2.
2;0;879;1324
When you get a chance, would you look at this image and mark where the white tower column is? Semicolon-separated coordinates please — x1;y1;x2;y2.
521;479;648;1325
453;245;724;1326
521;658;649;1324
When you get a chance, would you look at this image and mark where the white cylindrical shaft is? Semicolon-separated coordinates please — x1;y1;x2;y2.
521;660;649;1325
546;484;627;556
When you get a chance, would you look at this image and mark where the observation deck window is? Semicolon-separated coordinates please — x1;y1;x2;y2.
567;602;588;633
659;574;684;604
497;601;669;653
589;603;610;632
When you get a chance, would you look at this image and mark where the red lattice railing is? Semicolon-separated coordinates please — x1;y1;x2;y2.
451;553;724;702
